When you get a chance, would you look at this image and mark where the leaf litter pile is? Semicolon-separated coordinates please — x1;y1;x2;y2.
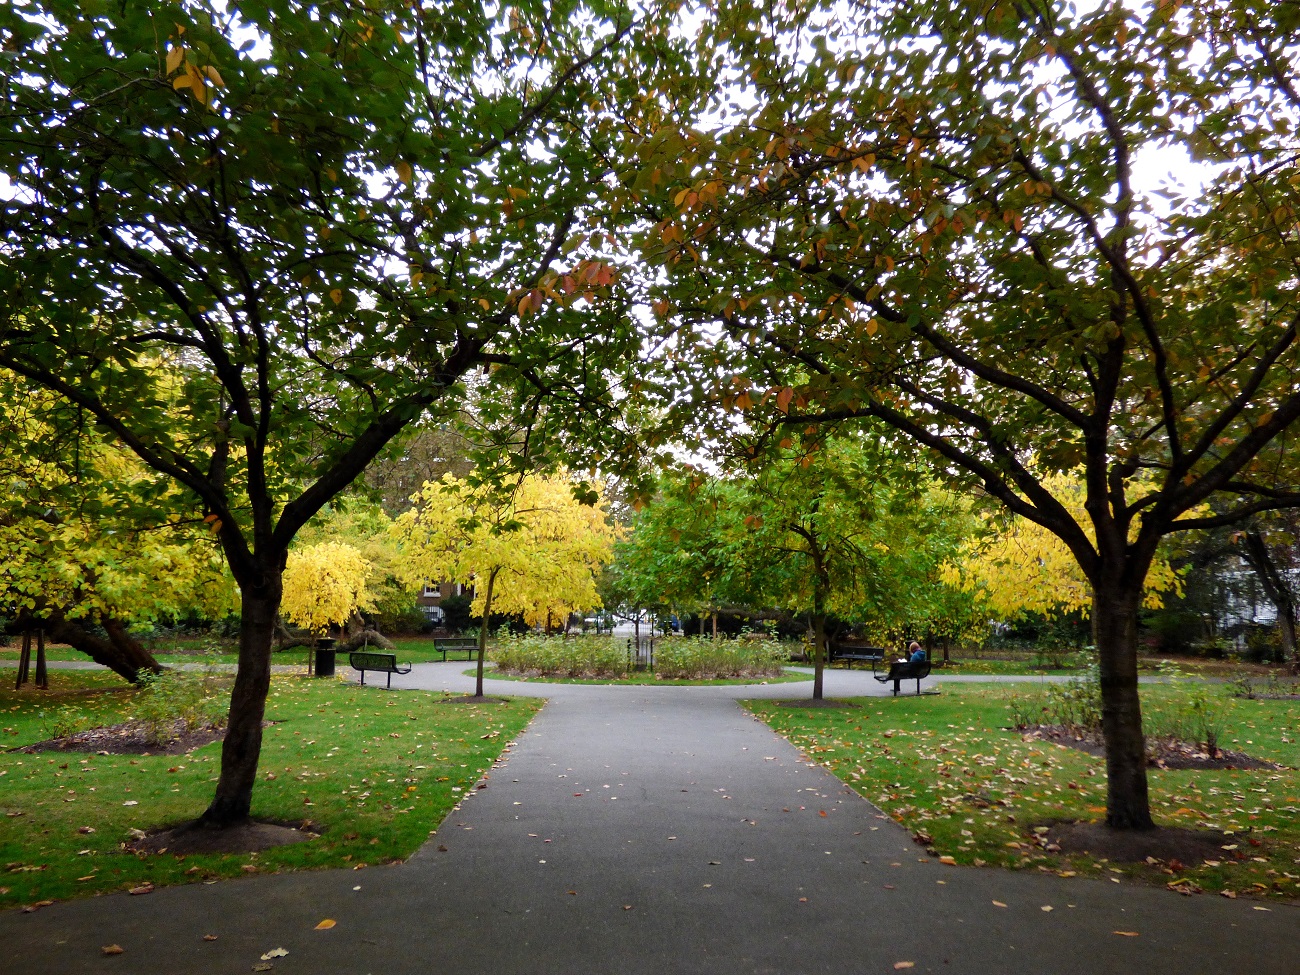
747;683;1300;900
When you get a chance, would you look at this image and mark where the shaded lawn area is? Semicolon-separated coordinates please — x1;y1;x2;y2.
0;672;539;910
746;683;1300;900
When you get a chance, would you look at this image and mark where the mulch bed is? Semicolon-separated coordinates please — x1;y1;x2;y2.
17;719;229;756
1024;724;1286;771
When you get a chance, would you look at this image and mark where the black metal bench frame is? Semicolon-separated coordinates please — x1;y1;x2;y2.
433;637;480;662
873;656;933;696
349;651;412;688
827;642;887;669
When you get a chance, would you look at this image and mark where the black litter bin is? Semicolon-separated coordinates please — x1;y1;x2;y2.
315;637;337;677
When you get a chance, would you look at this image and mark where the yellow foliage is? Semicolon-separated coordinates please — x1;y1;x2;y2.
947;473;1181;619
280;541;376;635
392;472;617;627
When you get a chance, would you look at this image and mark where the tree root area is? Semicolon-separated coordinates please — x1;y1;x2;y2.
1042;821;1248;866
128;819;317;856
777;698;860;709
1023;725;1285;770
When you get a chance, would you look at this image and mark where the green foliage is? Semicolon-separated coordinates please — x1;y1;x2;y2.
653;636;786;680
491;633;630;678
129;669;230;744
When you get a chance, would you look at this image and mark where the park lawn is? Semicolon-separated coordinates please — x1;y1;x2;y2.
746;683;1300;901
0;673;540;911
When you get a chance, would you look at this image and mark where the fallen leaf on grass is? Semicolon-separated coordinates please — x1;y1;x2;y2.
260;948;289;960
314;919;336;930
101;945;124;956
938;855;957;865
1113;931;1139;937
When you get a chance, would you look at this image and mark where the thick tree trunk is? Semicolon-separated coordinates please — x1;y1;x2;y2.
35;610;164;683
1093;580;1154;830
200;575;281;827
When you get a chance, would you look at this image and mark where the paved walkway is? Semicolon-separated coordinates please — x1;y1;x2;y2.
1;663;1293;974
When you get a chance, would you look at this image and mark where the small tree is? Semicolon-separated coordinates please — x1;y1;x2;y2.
393;473;617;696
280;542;375;639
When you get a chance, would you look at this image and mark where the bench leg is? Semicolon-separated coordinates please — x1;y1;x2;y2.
360;671;366;686
892;678;900;696
387;671;392;689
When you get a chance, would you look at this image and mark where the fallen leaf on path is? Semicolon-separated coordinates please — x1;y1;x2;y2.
260;948;289;960
128;884;153;895
894;963;915;970
622;905;633;911
314;919;336;930
1253;907;1271;912
1113;931;1139;937
252;964;273;972
992;901;1006;908
1041;905;1053;912
101;945;124;955
203;935;218;941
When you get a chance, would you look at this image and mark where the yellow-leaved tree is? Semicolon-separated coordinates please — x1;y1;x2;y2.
948;473;1181;621
392;472;617;697
280;542;375;638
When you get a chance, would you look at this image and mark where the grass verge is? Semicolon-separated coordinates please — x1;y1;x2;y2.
0;673;539;910
746;682;1300;900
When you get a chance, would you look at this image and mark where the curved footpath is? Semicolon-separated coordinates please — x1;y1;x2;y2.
2;663;1293;974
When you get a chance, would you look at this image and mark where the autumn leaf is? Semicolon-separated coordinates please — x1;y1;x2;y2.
101;945;125;956
314;919;336;930
894;963;915;970
260;948;289;960
1113;931;1139;937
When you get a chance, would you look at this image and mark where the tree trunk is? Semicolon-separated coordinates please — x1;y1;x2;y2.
475;568;499;698
811;611;827;701
34;610;164;683
1241;530;1299;667
1093;580;1154;830
200;574;281;827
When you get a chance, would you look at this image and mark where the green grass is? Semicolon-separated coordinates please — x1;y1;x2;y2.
0;673;539;910
470;666;813;686
746;683;1300;900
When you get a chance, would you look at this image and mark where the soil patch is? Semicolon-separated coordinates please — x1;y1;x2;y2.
1043;821;1247;866
18;719;229;756
777;698;860;709
128;819;317;856
1024;724;1285;771
438;695;511;704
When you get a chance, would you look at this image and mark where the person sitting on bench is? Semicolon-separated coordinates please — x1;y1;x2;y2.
898;642;926;665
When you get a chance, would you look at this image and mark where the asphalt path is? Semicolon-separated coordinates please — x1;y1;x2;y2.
1;662;1293;974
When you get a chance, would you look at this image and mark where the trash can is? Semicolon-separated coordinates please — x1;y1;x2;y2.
315;637;337;678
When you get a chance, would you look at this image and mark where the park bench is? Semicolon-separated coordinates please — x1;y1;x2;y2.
349;651;412;688
433;636;479;661
873;654;933;696
827;640;887;669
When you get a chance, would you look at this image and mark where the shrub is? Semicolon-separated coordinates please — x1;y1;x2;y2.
1042;663;1102;731
490;633;629;678
653;636;786;680
130;667;228;744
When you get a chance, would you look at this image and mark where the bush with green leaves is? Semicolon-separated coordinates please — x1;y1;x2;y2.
654;636;786;680
490;633;629;678
130;669;229;744
1042;664;1103;731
